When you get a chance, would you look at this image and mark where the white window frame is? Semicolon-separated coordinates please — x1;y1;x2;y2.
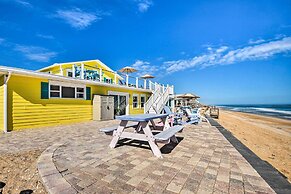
49;81;86;100
49;84;61;98
132;94;139;109
76;87;85;99
140;94;146;108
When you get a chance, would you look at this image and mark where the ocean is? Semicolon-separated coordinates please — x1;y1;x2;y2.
217;104;291;120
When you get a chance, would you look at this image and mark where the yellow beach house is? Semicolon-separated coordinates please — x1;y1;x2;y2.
0;59;174;132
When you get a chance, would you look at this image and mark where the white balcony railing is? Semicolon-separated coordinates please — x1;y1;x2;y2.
58;63;174;92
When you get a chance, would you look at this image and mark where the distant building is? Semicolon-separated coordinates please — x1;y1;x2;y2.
173;93;200;108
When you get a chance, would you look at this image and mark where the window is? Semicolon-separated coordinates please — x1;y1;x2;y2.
133;94;138;108
50;85;60;98
76;87;84;99
62;86;75;98
49;81;85;99
67;69;73;77
140;95;145;108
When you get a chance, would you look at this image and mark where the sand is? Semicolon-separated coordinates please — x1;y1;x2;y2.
216;110;291;182
0;150;46;194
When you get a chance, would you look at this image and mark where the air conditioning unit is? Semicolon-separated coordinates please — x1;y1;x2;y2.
93;95;114;121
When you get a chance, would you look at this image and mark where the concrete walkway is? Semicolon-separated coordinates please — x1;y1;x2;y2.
0;121;275;194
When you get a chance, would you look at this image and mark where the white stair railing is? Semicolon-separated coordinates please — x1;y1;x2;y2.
154;86;171;114
144;85;161;113
144;84;173;114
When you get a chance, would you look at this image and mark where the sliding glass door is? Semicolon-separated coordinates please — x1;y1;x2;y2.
108;91;129;116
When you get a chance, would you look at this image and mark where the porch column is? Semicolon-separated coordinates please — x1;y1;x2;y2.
126;75;129;86
99;68;103;82
81;63;84;79
136;77;138;88
3;72;11;133
72;64;75;78
144;79;147;89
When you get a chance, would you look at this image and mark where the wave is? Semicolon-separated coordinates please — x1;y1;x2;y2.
253;108;291;115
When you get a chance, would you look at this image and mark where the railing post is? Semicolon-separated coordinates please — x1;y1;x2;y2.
72;64;75;78
155;82;157;91
162;84;165;93
99;68;102;82
136;77;138;88
149;81;152;90
81;63;84;79
126;74;129;86
114;72;117;84
144;79;147;89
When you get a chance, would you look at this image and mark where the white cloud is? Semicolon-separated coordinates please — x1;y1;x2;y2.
248;38;266;45
15;0;32;8
136;0;153;13
165;37;291;73
216;46;228;53
54;8;100;29
15;45;57;62
36;33;55;40
0;38;5;44
132;60;159;76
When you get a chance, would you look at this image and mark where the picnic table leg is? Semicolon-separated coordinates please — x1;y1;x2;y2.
135;122;142;132
141;121;162;158
170;136;178;143
161;117;170;131
109;120;128;148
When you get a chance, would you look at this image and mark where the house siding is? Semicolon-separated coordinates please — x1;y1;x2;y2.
7;75;151;131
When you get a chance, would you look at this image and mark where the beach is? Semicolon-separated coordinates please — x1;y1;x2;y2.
216;110;291;182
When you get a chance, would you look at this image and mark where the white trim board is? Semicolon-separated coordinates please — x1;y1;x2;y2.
0;65;152;93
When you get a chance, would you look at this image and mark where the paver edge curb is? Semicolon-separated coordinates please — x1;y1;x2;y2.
207;116;291;194
37;143;77;194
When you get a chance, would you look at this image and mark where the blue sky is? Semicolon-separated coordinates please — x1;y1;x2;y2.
0;0;291;104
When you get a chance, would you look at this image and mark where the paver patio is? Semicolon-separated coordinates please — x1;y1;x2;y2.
0;120;275;194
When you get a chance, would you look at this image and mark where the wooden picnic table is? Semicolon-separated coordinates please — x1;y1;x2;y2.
109;113;174;158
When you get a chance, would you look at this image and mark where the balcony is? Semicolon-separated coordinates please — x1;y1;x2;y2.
56;63;174;93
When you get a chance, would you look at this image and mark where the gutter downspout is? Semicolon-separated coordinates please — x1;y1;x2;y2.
3;72;11;133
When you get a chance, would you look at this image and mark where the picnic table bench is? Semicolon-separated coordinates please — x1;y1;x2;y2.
154;125;183;142
100;123;138;135
100;114;184;158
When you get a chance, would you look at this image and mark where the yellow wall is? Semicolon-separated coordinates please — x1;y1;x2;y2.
0;76;3;131
8;76;92;130
7;75;151;131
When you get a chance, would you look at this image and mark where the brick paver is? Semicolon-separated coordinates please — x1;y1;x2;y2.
0;120;276;193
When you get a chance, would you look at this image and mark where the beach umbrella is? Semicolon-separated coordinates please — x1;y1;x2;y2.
140;74;155;89
178;93;200;106
181;93;200;99
118;66;137;74
140;74;155;79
